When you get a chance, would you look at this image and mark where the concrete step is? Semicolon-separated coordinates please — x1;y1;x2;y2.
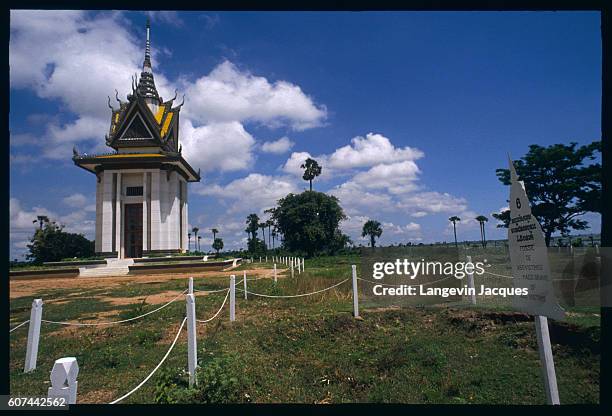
79;258;133;277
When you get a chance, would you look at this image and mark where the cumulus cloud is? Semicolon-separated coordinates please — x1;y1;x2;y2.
261;136;294;154
327;133;423;170
181;120;255;173
351;161;420;194
182;60;327;130
196;173;298;214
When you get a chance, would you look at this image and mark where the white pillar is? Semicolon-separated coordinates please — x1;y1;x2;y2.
48;357;79;404
188;277;193;295
352;265;359;318
186;294;197;387
115;172;122;258
142;172;148;252
466;256;476;305
243;271;248;300
274;264;277;283
230;275;236;322
535;315;560;404
24;299;43;373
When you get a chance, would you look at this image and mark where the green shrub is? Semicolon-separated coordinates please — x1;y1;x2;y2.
155;358;242;404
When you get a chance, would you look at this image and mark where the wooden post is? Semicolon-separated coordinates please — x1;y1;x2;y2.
274;264;277;283
534;315;560;404
24;299;43;373
243;271;248;300
466;256;476;305
48;357;79;404
188;277;193;295
186;294;197;387
230;275;236;322
352;265;359;318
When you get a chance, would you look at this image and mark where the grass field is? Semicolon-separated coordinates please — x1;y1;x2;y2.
9;254;600;404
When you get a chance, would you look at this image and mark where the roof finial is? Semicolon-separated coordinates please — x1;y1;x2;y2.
143;17;152;71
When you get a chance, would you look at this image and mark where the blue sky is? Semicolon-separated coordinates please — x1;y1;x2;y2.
9;11;601;258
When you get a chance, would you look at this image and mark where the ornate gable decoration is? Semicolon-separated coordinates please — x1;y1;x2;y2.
104;19;184;153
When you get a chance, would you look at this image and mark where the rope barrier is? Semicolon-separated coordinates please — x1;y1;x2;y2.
196;289;230;323
193;278;244;294
9;320;30;333
41;290;187;327
357;276;454;287
482;270;588;281
237;279;349;298
109;317;186;404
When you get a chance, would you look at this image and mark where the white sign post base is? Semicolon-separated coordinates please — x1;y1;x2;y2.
534;315;560;405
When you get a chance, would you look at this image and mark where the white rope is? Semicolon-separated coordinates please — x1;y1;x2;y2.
238;279;349;298
9;320;30;333
194;277;243;294
483;270;587;282
109;317;186;404
41;290;187;327
357;276;454;287
196;289;230;323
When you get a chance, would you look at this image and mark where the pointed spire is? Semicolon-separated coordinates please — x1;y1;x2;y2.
143;17;152;72
137;17;160;104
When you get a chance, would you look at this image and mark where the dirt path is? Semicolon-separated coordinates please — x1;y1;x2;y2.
10;266;283;299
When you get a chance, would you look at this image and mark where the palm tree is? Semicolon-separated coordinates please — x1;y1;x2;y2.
245;214;260;240
258;222;267;248
265;220;274;248
33;215;49;230
197;235;202;252
362;220;383;248
475;215;489;247
211;228;219;242
300;157;322;191
448;216;461;248
212;238;224;255
271;228;277;249
188;232;192;252
192;227;199;252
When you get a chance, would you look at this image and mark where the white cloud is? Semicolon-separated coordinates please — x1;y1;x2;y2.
327;133;423;170
351;161;420;194
181;120;255;173
261;136;294;154
182;60;327;130
62;193;96;211
196;173;298;214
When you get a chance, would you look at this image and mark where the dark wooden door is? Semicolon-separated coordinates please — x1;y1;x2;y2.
124;204;143;258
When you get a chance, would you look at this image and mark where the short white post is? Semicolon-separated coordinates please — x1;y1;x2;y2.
259;256;262;263
302;258;305;272
48;357;79;404
297;257;301;274
351;265;359;318
24;299;43;373
596;244;600;255
535;315;560;404
274;263;277;283
291;258;294;278
265;256;268;263
243;271;248;300
188;277;194;295
466;256;476;305
570;245;574;256
229;275;236;322
186;294;197;387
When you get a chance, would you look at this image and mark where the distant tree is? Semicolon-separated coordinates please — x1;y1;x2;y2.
27;221;94;264
245;214;260;241
475;215;489;247
495;141;601;246
197;236;202;252
187;232;192;252
300;158;322;191
269;191;349;256
448;216;461;248
33;215;49;230
212;238;224;255
265;220;273;248
211;228;219;242
192;227;200;251
361;220;383;248
271;228;277;249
